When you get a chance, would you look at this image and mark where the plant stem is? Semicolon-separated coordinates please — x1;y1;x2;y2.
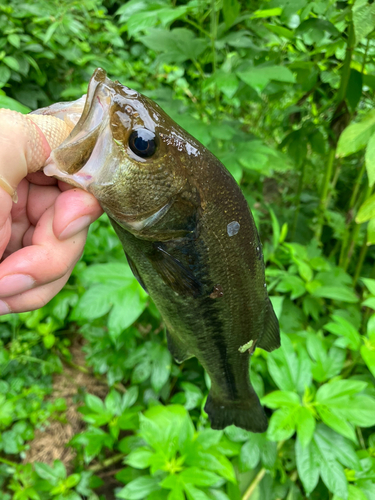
242;468;266;500
315;148;335;242
353;237;368;285
291;160;306;239
337;20;354;103
339;161;366;267
242;441;285;500
0;457;18;467
88;453;125;473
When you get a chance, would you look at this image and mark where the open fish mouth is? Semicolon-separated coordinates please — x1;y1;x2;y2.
41;69;121;191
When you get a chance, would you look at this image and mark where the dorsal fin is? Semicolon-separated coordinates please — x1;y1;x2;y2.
257;298;280;352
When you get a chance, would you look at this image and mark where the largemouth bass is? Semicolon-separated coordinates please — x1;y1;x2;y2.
39;69;280;432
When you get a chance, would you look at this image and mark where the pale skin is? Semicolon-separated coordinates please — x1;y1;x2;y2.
0;113;103;316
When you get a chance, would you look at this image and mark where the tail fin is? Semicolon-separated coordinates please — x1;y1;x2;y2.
204;389;268;433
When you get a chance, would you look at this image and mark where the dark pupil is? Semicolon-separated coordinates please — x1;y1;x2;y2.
129;129;156;158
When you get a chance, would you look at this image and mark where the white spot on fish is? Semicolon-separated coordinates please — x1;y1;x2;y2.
238;339;253;353
227;221;240;237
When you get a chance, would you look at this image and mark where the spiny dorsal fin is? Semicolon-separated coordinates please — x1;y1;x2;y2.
257;298;280;352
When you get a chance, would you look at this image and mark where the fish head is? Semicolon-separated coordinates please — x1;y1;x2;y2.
44;68;199;233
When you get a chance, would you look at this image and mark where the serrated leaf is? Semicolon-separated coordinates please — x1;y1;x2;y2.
262;390;300;409
267;407;297;441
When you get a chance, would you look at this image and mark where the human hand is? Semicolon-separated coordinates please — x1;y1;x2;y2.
0;108;103;316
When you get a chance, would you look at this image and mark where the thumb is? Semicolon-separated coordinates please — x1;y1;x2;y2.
0;109;72;201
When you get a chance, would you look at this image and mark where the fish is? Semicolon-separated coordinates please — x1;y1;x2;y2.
37;68;280;432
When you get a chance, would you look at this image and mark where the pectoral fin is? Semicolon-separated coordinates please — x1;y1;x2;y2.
166;330;192;363
257;298;280;352
149;245;203;298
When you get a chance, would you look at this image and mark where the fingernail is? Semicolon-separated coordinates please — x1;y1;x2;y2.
0;274;35;297
0;300;11;316
58;215;91;240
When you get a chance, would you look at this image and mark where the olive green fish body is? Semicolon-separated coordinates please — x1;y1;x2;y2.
42;69;280;432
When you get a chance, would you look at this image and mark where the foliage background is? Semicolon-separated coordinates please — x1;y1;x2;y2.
1;0;375;499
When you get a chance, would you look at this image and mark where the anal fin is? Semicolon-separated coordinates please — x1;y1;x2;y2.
166;329;192;363
257;298;280;352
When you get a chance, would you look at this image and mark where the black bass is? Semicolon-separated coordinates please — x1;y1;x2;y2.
38;69;280;432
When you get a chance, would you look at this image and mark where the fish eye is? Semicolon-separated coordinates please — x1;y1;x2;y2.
129;129;156;158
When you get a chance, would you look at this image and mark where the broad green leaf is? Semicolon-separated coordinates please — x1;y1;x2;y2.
117;476;160;499
0;95;30;112
356;194;375;223
312;286;359;303
3;56;20;72
353;1;375;45
72;284;113;320
223;0;241;27
238;65;295;92
239;437;260;470
296;407;316;447
361;340;375;378
295;438;320;495
151;345;172;392
125;447;153;469
180;467;220;487
361;278;375;295
314;431;348;499
324;316;361;350
85;394;105;414
262;390;300;409
365;131;375;187
316;379;367;402
267;407;297;441
337;110;375;157
34;462;65;485
316;405;356;442
184;484;211;500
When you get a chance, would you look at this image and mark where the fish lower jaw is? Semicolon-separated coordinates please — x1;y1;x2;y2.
43;160;92;191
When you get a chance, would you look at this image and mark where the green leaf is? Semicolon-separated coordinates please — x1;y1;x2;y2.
0;66;11;87
296;407;316;447
262;390;300;409
239;437;260;470
365;132;375;187
251;8;282;18
85;394;105;414
324;316;361;350
34;462;65;485
337;110;375;157
314;430;348;499
356;193;375;223
367;218;375;245
295;438;320;495
353;2;375;45
361;342;375;378
223;0;241;28
237;65;295;92
151;345;172;392
73;284;113;320
267;407;297;441
125;447;153;469
117;476;160;500
8;34;20;48
3;56;20;71
312;286;359;303
184;483;211;500
361;277;375;295
180;467;220;487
